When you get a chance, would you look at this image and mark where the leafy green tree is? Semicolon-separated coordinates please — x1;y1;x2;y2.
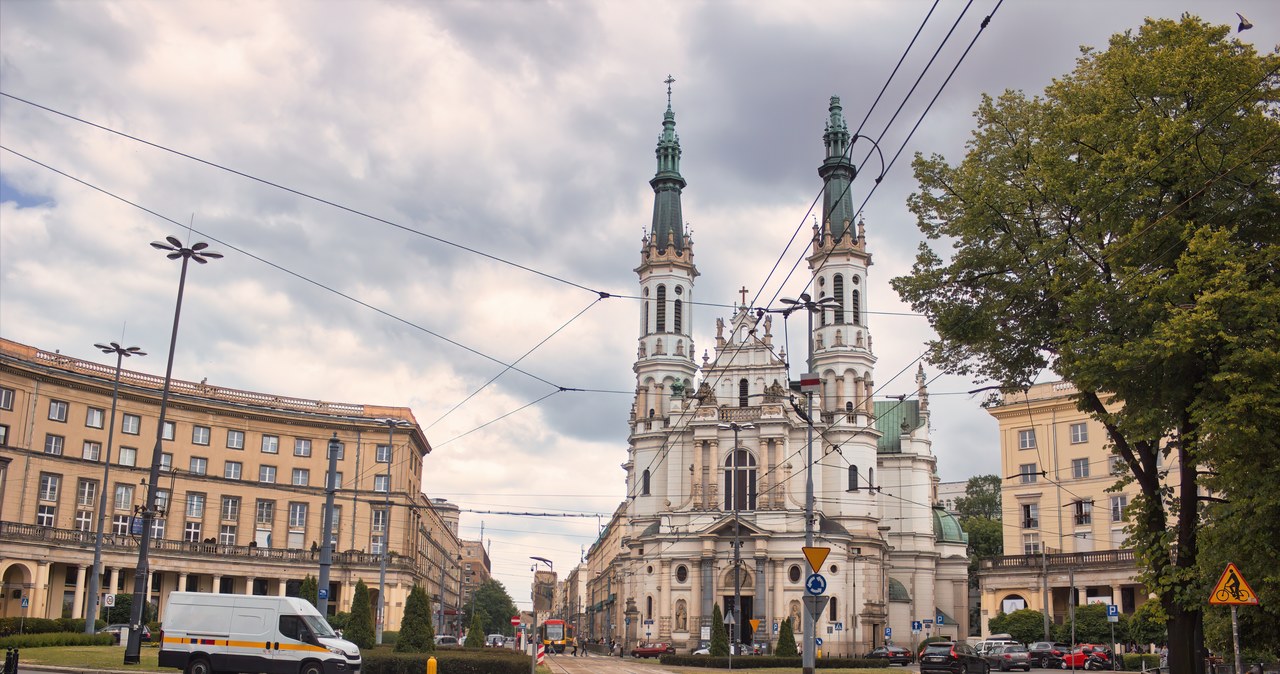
775;617;798;657
105;594;152;625
960;515;1003;636
298;576;318;611
988;609;1048;645
464;612;485;648
470;579;520;636
1121;600;1166;648
345;580;375;649
1052;604;1112;645
891;15;1279;674
956;475;1002;521
396;584;435;653
709;604;729;657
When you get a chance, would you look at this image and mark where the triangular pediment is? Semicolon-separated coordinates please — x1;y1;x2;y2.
699;515;770;538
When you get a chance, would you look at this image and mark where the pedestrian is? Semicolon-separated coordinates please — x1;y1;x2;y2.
571;637;578;657
1159;645;1168;671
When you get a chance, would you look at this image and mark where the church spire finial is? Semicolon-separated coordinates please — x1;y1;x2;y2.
819;95;857;239
650;76;687;252
665;74;675;110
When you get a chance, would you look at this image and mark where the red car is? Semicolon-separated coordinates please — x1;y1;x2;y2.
1060;644;1113;669
630;642;675;658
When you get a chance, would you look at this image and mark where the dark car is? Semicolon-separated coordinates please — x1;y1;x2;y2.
984;644;1032;671
630;642;675;658
1029;642;1071;668
867;645;916;665
921;641;990;674
101;623;151;643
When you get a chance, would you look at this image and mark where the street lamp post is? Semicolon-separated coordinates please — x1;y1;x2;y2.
530;557;554;674
718;421;755;655
84;342;146;634
318;433;343;614
124;236;221;664
779;293;835;674
375;418;410;645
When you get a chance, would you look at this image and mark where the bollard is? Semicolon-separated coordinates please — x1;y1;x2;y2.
426;655;437;674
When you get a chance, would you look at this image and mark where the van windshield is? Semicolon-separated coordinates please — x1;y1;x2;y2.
303;614;337;638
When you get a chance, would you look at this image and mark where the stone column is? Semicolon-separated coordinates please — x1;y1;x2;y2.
72;565;87;619
212;575;222;594
33;561;51;618
701;557;715;618
107;567;119;595
753;556;766;641
689;555;702;632
624;597;640;651
178;572;188;594
658;560;671;638
279;579;288;597
245;577;256;595
692;440;704;510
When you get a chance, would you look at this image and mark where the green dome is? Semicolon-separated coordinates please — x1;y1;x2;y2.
933;506;969;544
888;578;911;603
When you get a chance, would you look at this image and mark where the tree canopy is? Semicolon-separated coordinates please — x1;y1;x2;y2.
956;474;1002;520
892;15;1279;673
465;579;520;637
396;584;434;653
346;579;375;649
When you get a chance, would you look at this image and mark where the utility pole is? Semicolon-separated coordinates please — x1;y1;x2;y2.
318;434;342;614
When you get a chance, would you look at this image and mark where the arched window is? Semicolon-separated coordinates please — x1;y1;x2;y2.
674;299;683;334
643;287;650;334
646;595;653;620
833;274;845;323
845;401;854;413
868;467;875;489
848;465;859;491
641;469;651;496
656;285;667;332
851;289;861;325
829;595;838;621
818;291;827;327
723;450;757;511
739;378;749;407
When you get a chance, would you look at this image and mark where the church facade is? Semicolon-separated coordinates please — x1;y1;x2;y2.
596;91;970;656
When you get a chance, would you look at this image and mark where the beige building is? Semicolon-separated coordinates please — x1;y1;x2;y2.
977;381;1174;634
0;338;465;630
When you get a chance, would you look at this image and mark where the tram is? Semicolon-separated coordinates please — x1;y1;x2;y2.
539;619;573;653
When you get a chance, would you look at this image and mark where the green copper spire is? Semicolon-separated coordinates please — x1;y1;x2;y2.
819;95;857;239
650;75;686;251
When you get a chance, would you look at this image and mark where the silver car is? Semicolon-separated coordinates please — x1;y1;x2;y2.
985;644;1032;671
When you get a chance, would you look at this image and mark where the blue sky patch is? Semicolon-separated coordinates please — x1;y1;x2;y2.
0;173;52;208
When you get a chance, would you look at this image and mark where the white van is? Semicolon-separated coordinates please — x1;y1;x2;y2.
158;592;360;674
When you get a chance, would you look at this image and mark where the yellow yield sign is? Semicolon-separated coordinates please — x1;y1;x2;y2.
803;546;830;574
750;619;761;634
1209;563;1259;605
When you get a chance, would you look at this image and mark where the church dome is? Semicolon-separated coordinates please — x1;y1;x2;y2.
933;506;969;544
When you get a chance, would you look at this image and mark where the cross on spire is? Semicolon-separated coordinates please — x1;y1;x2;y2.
665;75;675;108
739;286;750;306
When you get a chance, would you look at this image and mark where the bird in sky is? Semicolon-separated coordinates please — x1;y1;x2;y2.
1237;12;1253;32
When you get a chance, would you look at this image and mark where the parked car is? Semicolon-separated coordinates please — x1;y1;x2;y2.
984;644;1032;671
691;640;711;655
101;624;151;643
1029;642;1071;668
1060;645;1114;670
867;645;916;665
630;642;675;658
434;635;460;646
920;641;990;674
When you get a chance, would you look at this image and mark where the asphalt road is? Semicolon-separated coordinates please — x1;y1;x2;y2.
543;651;674;673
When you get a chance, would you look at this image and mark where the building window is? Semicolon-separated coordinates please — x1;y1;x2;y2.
189;457;208;476
848;465;859;491
1072;458;1090;479
221;496;240;521
44;434;65;455
1109;455;1125;475
372;508;387;533
37;504;58;527
641;469;650;496
326;471;343;490
184;521;202;542
0;387;13;410
830;595;838;621
162;420;175;441
1070;422;1088;444
1022;533;1041;555
114;483;134;510
192;426;211;445
328;506;341;545
156;489;170;513
1019;463;1038;483
77;479;97;507
789;565;802;583
371;534;385;555
1074;500;1093;526
74;510;93;531
259;465;277;484
122;414;141;435
833;274;845;323
86;407;105;429
288;503;308;529
656;285;667;332
292;468;310;487
160;452;173;472
674;299;683;333
39;473;61;501
219;524;238;545
261;435;279;454
48;399;69;422
1018;429;1037;449
118;447;137;467
113;514;131;535
294;438;311;457
1021;503;1039;528
225;461;242;480
1111;495;1128;522
256;500;275;526
676;565;689;583
375;444;391;463
83;441;102;461
738;378;749;407
328;441;344;460
227;429;245;449
187;493;206;518
374;475;389;493
0;423;7;446
851;289;861;325
150;516;165;540
723;450;757;511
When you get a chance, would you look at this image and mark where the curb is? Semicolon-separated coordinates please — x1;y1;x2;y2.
20;664;164;674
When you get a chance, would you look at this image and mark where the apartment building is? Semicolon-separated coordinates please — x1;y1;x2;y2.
0;338;465;630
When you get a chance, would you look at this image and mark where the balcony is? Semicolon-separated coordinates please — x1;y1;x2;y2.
1075;514;1092;526
979;548;1135;571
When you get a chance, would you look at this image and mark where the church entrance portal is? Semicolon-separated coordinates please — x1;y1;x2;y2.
722;595;755;645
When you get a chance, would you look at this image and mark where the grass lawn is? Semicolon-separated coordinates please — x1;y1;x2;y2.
665;670;900;673
17;645;164;671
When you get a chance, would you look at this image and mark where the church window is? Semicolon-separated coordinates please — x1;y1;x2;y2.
738;379;749;407
848;465;859;491
818;292;827;327
833;274;845;323
851;290;861;325
723;450;757;511
829;596;838;621
846;401;854;413
676;565;688;583
788;565;802;583
646;596;653;620
656;286;667;332
674;299;683;334
641;469;651;496
643;287;650;334
867;467;874;489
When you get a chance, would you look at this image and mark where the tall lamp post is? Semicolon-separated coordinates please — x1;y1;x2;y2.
779;293;835;674
84;342;146;634
318;433;343;614
124;236;221;664
530;556;553;674
718;421;755;653
375;418;410;645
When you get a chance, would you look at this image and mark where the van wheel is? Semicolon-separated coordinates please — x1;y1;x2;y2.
184;657;212;674
300;662;324;674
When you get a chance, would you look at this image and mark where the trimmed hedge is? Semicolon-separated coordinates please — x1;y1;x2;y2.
1123;654;1162;670
660;654;886;668
363;649;531;674
0;618;104;636
0;632;115;648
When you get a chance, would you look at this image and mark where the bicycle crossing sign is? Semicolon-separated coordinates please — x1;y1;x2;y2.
1209;563;1259;605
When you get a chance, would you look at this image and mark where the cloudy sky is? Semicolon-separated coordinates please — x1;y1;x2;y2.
2;0;1275;608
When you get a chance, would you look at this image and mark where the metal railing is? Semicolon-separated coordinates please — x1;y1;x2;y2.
980;548;1135;570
